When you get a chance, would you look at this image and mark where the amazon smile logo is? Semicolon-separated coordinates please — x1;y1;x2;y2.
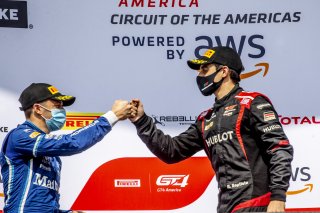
240;62;269;80
287;183;313;195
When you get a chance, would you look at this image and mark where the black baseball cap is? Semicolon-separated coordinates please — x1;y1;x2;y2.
187;46;245;73
19;83;76;111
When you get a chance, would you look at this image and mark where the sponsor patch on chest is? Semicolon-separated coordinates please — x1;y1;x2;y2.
204;121;214;131
206;131;234;147
29;132;40;138
33;173;59;192
227;181;249;189
223;104;237;117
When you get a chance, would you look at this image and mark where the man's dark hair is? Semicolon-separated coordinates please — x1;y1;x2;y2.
213;63;241;83
229;69;241;83
24;107;33;119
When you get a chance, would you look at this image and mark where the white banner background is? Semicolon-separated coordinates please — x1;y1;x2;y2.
1;0;320;212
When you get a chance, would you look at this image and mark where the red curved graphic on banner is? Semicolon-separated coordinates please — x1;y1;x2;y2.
71;157;214;210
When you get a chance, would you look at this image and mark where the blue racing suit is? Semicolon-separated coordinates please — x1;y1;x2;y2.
0;112;117;213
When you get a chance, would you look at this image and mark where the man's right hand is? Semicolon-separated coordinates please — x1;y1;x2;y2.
111;100;137;120
129;99;145;122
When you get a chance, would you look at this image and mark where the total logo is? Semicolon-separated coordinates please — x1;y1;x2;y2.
194;34;269;80
279;115;320;125
151;115;197;126
156;175;189;192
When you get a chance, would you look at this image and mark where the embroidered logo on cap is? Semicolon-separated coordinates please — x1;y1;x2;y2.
204;50;215;58
190;59;208;64
48;86;59;95
55;96;72;101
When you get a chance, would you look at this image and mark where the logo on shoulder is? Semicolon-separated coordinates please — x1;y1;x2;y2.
263;111;276;121
44;134;63;140
240;98;250;105
257;103;271;110
29;132;40;138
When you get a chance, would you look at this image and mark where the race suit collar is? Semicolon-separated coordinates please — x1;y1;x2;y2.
214;84;243;109
23;120;46;134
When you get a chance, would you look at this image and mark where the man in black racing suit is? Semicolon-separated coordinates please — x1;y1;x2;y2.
130;46;293;212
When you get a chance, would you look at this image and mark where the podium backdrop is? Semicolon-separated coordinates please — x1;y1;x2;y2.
1;0;320;212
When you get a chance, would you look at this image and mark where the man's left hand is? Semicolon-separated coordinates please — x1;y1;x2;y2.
267;200;285;212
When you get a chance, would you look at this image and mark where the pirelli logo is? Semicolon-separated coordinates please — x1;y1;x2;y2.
63;112;102;130
48;86;59;95
114;179;141;188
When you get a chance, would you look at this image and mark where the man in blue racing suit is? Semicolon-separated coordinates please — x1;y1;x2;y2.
0;83;137;213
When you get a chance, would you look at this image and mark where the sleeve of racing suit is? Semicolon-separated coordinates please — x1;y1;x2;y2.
133;113;204;164
12;112;117;157
250;96;294;202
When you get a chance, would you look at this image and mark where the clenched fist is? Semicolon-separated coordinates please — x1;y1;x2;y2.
111;100;138;120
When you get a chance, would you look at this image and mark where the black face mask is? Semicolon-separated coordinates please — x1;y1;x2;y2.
196;69;224;96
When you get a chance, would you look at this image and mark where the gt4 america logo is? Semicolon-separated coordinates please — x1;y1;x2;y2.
156;175;189;187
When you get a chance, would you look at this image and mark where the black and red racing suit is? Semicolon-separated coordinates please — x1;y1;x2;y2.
133;84;293;213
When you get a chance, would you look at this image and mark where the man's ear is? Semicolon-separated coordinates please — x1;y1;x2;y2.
221;66;230;77
33;104;42;115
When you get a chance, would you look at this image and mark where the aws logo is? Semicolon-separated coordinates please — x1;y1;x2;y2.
287;167;313;196
194;34;269;80
63;112;102;130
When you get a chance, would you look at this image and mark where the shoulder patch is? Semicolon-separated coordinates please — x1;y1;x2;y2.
29;132;41;138
197;109;213;121
23;129;33;133
235;91;271;109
